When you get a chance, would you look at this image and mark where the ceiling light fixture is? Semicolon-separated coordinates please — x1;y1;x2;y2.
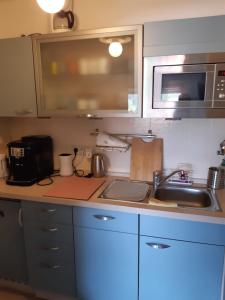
100;36;131;58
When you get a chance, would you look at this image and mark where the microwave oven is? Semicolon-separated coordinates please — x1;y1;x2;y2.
143;52;225;118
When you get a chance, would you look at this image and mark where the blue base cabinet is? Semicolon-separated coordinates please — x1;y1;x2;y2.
140;215;225;300
139;236;224;300
0;199;27;283
74;207;138;300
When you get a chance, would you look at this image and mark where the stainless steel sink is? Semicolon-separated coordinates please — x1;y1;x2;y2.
153;185;221;211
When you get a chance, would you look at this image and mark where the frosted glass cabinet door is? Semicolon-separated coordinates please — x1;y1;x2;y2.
33;26;142;117
0;37;37;117
139;236;225;300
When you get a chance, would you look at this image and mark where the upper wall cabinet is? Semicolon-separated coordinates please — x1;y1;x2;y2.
32;26;143;118
0;37;37;117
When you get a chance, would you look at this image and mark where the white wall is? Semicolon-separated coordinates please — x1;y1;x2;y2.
1;0;225;180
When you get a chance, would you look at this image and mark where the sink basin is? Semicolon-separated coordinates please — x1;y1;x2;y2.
153;185;220;211
99;179;151;202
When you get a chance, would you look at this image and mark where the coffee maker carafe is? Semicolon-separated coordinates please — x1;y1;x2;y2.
7;135;53;186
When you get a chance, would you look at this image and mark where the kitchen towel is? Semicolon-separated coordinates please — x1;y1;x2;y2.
44;176;105;200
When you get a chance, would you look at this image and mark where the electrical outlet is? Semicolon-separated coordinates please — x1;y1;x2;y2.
73;146;92;175
77;148;84;156
85;148;92;158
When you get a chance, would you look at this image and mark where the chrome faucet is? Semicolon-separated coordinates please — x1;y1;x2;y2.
152;169;185;190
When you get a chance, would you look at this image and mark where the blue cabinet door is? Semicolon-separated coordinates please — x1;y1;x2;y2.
139;236;224;300
0;200;27;283
75;227;138;300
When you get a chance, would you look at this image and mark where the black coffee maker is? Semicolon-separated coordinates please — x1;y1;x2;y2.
7;135;53;186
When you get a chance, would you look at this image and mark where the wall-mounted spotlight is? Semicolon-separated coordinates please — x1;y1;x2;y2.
36;0;75;31
36;0;65;13
100;36;131;58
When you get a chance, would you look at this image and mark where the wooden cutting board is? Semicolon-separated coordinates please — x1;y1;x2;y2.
130;138;163;182
44;177;105;200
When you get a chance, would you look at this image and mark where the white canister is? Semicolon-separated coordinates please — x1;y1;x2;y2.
0;154;8;178
59;153;74;176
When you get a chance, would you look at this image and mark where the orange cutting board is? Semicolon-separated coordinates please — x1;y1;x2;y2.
44;177;105;200
130;138;163;182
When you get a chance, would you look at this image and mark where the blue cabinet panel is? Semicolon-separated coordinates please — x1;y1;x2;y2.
0;199;27;282
74;207;138;234
140;214;225;245
139;236;224;300
144;15;225;56
75;227;138;300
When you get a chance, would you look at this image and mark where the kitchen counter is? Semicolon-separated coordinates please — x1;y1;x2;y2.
0;176;225;224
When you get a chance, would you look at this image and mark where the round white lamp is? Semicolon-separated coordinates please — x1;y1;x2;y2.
108;42;123;58
36;0;65;13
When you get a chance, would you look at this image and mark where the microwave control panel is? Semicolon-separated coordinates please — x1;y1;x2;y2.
215;64;225;102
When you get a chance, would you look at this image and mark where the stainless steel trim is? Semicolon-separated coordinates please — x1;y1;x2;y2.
146;242;170;249
41;208;57;213
41;263;61;269
93;215;115;221
42;227;59;232
43;246;60;251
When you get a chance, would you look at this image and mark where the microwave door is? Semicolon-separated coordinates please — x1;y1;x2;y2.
153;64;215;109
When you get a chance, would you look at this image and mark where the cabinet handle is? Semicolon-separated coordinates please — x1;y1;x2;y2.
93;215;115;221
146;242;171;249
41;263;61;269
18;208;23;227
0;210;5;218
42;227;58;232
43;246;60;251
14;109;33;115
41;208;57;213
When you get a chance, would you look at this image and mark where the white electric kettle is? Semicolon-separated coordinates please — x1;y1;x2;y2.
59;153;74;176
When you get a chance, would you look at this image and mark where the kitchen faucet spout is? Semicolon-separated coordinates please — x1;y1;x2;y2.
152;169;185;190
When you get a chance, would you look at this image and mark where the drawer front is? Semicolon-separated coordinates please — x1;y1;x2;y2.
140;215;225;245
23;221;73;244
74;207;138;234
22;201;72;225
28;261;76;297
25;240;74;264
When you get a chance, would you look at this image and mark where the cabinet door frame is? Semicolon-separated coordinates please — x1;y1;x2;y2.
32;25;142;118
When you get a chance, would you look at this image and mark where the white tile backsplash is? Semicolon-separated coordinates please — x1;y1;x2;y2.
7;117;225;181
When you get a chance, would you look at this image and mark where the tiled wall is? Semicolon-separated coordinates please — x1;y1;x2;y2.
8;117;225;180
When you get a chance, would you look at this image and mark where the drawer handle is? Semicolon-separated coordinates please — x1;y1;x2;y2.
42;227;58;232
93;215;115;221
0;210;5;218
42;209;57;213
146;242;171;249
41;263;61;269
43;246;60;251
